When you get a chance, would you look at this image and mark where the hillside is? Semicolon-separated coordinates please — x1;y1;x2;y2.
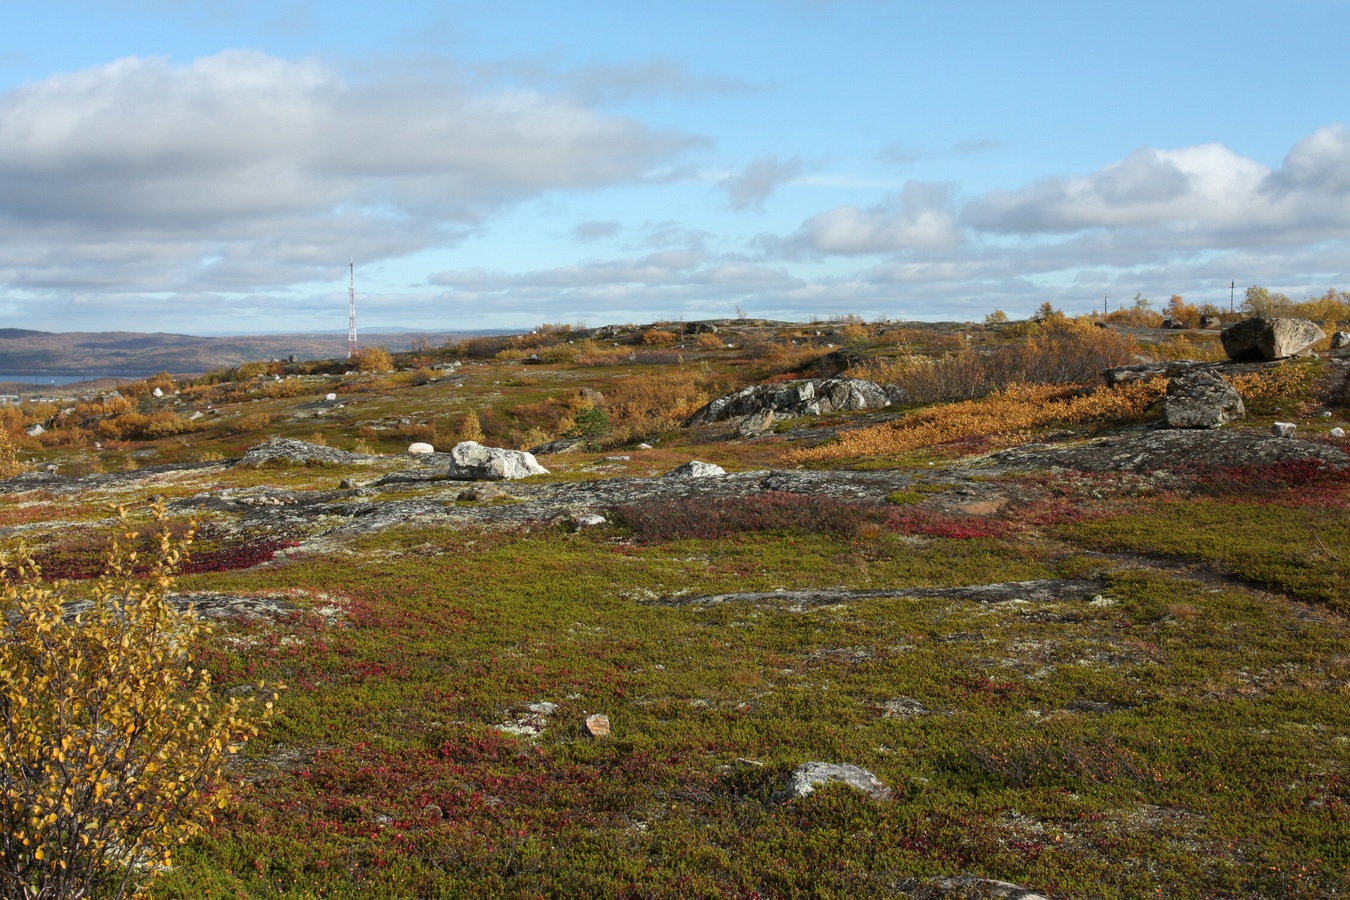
1;311;1348;899
0;328;490;376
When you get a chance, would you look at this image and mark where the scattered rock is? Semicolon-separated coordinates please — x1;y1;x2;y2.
572;513;607;529
447;441;549;481
771;762;890;804
339;478;359;489
579;387;606;405
1221;316;1325;361
25;424;44;437
686;377;900;426
1200;315;1222;329
988;428;1349;473
880;698;930;719
1332;331;1350;349
1164;370;1245;428
237;438;373;467
584;714;610;738
457;484;511;502
152;387;164;397
636;442;654;450
1272;422;1297;438
529;437;585;456
1333;427;1346;438
656;579;1106;608
407;442;435;455
189;410;204;421
325;392;338;401
664;460;726;478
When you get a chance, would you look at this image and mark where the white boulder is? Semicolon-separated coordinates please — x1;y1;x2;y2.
447;441;549;481
407;442;435;455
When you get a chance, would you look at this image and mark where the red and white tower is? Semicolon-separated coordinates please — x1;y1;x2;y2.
347;259;358;360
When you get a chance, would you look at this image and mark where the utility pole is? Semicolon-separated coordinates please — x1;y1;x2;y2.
1230;280;1235;314
1103;295;1109;315
347;260;358;360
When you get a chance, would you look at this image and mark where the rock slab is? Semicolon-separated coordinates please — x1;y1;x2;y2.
687;377;899;426
1221;316;1325;361
1164;371;1245;428
664;460;726;478
447;441;549;481
771;762;891;804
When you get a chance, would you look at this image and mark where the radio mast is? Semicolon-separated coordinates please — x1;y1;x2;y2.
347;260;358;360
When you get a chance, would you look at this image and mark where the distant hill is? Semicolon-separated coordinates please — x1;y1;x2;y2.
0;329;509;377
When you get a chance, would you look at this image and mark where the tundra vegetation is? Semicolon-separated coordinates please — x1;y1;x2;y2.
1;295;1348;898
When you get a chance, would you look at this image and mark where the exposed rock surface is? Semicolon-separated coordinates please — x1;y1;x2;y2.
1102;359;1215;387
1164;371;1245;428
1221;316;1325;361
237;438;375;468
686;377;900;426
771;762;891;804
1272;422;1297;438
664;460;726;478
655;578;1106;608
986;428;1350;474
1332;331;1350;349
447;441;549;481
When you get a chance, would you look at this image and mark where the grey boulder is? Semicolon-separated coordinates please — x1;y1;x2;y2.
770;762;891;804
447;441;549;481
1164;371;1245;429
1221;316;1325;361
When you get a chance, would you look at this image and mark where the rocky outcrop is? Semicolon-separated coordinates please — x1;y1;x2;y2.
686;377;900;426
987;428;1350;473
1164;371;1245;428
890;876;1051;900
654;578;1106;608
771;762;891;804
237;438;375;467
447;441;549;481
1221;316;1325;361
664;460;726;478
1102;359;1214;387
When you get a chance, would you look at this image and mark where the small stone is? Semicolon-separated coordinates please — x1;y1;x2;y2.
527;702;559;715
584;714;610;738
25;424;44;436
1331;427;1345;439
664;460;726;478
152;387;164;397
325;392;338;401
457;484;510;502
573;513;607;529
407;442;435;454
636;443;654;450
1272;422;1297;438
1332;331;1350;349
1319;411;1333;418
339;478;358;489
189;410;204;421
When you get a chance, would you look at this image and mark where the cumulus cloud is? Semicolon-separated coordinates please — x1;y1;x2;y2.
718;155;802;211
570;220;622;243
775;181;962;256
0;50;695;294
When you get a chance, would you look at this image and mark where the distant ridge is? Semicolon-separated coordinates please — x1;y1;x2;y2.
0;328;506;376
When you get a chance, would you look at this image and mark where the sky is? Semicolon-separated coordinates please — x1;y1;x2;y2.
1;1;1348;335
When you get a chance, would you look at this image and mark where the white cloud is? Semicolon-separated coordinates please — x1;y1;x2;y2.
776;181;962;255
0;51;695;294
718;155;802;211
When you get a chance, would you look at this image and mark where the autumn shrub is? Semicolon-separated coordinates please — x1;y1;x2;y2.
0;430;25;479
0;506;277;900
356;347;394;373
601;369;718;441
854;319;1138;404
227;412;277;435
95;411;201;441
1224;364;1320;416
640;329;679;346
693;332;725;351
790;379;1166;464
458;412;485;443
1150;333;1228;362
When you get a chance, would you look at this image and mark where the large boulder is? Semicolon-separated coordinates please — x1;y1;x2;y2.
447;441;549;481
664;460;726;478
686;377;899;426
770;762;891;804
1164;371;1245;429
1220;316;1325;361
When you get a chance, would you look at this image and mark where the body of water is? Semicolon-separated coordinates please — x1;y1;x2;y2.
0;374;135;386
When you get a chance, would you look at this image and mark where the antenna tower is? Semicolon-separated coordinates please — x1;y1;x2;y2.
347;260;358;360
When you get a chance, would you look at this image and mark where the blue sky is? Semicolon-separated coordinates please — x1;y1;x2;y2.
1;1;1347;334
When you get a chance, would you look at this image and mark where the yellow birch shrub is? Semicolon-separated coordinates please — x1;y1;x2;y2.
788;379;1166;463
0;430;26;480
0;504;277;900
